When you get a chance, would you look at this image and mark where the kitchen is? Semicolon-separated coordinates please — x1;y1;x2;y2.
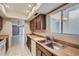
27;4;79;56
0;3;79;56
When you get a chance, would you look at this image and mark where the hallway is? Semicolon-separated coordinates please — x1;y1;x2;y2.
12;35;25;47
6;35;32;56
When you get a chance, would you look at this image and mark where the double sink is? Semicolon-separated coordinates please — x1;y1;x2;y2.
38;39;64;51
29;34;64;50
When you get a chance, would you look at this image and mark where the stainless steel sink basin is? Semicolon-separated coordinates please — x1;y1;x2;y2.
39;40;52;44
39;40;64;50
46;42;64;50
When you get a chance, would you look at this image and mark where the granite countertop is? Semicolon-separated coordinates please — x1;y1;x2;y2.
27;34;79;56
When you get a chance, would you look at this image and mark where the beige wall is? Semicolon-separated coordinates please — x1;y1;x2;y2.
24;22;31;34
24;21;31;42
0;18;12;48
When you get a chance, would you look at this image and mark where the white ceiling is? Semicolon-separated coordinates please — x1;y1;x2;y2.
3;3;36;18
3;3;36;16
0;3;65;20
0;3;37;19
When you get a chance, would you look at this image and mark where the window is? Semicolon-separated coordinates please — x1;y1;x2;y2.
49;4;79;35
50;12;61;33
63;4;79;35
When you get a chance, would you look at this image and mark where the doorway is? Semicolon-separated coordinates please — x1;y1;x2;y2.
12;20;25;47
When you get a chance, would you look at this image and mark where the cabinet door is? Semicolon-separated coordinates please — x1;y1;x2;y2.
27;37;31;52
36;46;46;56
41;53;46;56
0;16;3;30
36;47;42;56
30;20;34;31
30;14;46;31
32;20;34;31
36;43;53;56
37;14;46;30
37;16;41;30
34;19;37;30
41;15;46;29
31;40;36;56
30;21;32;30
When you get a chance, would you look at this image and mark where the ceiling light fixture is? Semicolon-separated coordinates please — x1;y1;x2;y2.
5;5;9;8
26;10;29;13
28;4;32;7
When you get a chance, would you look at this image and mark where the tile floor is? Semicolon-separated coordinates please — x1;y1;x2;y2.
6;45;32;56
6;35;32;56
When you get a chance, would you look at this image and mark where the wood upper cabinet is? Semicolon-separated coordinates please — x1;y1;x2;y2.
36;16;41;30
40;14;46;29
34;18;37;30
30;20;34;31
30;14;46;31
0;16;3;30
30;21;32;31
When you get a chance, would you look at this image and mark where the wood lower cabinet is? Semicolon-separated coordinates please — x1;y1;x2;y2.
0;16;3;30
36;43;54;56
27;36;36;56
27;36;31;51
6;38;9;52
31;39;36;56
36;48;42;56
27;36;55;56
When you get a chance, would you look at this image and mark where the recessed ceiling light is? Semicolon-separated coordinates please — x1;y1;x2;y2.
26;10;29;13
5;5;9;8
28;4;32;7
